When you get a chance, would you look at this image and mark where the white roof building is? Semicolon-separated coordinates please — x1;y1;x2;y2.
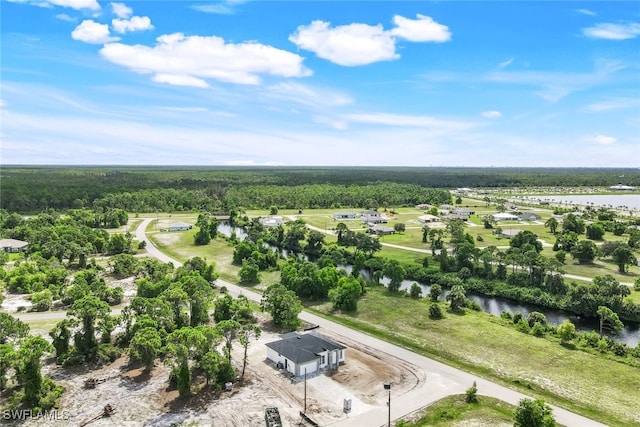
493;212;519;221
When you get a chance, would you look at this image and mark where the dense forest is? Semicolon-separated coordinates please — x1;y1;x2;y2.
1;166;638;212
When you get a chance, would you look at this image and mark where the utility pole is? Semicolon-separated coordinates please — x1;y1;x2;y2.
384;383;391;427
304;368;307;414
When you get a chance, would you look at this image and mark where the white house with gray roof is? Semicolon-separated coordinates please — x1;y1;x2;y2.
0;239;29;253
265;332;346;378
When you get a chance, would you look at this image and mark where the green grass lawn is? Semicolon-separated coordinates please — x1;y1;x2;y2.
560;259;639;283
312;287;640;427
398;394;515;427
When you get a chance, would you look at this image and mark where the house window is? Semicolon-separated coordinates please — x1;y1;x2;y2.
321;355;326;364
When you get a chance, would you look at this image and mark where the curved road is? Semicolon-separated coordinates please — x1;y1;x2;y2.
16;218;605;426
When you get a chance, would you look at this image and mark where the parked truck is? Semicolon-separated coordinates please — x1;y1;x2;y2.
264;407;282;427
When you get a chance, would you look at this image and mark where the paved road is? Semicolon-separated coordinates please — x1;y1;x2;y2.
13;217;606;426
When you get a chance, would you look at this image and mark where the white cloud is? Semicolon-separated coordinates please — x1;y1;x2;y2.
583;97;640;112
390;14;451;42
56;13;77;22
112;16;154;33
266;82;353;107
313;115;348;130
49;0;99;10
583;22;640;40
8;0;99;9
586;134;616;145
577;9;596;16
191;4;234;14
496;58;513;69
72;20;120;44
487;62;625;103
290;14;451;66
152;74;209;88
482;110;502;119
191;0;246;15
345;113;477;133
111;2;132;18
289;21;397;66
100;33;311;86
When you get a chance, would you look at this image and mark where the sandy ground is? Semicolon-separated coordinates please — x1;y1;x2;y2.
6;319;422;427
1;293;32;313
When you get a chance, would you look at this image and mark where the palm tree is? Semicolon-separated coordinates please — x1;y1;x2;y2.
544;217;559;235
335;222;348;242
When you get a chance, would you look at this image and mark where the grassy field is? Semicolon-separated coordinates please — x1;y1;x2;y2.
308;287;640;427
398;394;514;427
146;216;281;287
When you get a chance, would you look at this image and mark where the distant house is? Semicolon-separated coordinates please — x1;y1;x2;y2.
367;225;395;236
0;239;29;253
442;213;468;222
168;222;193;232
610;184;635;191
260;216;284;227
454;208;475;216
439;204;455;211
518;213;541;221
417;214;440;224
332;211;358;220
265;332;346;378
498;229;521;239
360;210;386;224
492;212;519;221
415;204;433;210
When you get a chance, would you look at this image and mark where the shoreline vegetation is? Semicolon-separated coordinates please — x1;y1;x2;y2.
1;166;639;425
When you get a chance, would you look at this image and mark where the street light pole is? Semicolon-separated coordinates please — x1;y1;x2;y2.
384;382;391;427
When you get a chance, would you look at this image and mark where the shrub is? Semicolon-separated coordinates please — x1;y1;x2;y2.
500;311;513;321
512;312;524;324
98;343;121;364
409;283;422;299
38;377;64;410
465;299;482;311
31;289;53;312
61;351;84;367
516;318;530;334
428;284;442;302
464;383;478;403
531;322;546;337
527;311;547;327
429;303;444;319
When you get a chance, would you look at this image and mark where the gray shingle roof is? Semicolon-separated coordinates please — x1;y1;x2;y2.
265;332;345;364
0;239;28;248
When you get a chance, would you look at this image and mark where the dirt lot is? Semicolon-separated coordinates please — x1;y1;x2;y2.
10;319;422;427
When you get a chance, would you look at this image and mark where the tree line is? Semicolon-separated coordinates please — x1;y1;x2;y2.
2;166;637;212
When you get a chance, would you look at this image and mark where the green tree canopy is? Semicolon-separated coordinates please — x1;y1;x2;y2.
260;283;302;331
0;313;30;344
514;398;556;427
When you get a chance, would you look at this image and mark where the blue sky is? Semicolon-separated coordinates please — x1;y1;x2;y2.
1;0;639;166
